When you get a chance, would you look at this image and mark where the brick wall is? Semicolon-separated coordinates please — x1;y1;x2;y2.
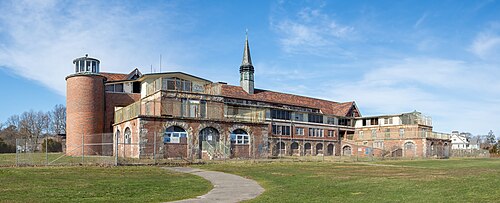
66;74;106;156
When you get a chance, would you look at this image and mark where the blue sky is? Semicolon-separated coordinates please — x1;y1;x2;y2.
0;0;499;135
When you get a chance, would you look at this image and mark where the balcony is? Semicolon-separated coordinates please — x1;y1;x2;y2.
114;98;265;124
353;130;451;141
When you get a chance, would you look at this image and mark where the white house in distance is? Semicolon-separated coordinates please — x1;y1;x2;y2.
451;131;480;150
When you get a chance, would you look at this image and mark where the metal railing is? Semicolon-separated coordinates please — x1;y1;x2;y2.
352;130;451;141
115;99;266;124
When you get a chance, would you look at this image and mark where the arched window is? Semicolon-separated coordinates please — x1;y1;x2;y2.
304;143;311;150
343;145;352;156
404;142;415;150
124;127;131;144
316;143;324;155
164;126;187;143
230;129;249;144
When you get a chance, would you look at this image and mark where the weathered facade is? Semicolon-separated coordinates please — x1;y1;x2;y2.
66;37;451;160
342;112;451;158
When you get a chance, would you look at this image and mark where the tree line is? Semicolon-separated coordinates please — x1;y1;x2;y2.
462;130;500;155
0;104;66;153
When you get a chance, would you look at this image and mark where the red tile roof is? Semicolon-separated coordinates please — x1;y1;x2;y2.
100;72;129;82
220;85;356;116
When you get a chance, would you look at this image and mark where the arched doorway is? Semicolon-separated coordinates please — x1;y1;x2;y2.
230;129;250;158
327;144;334;156
291;142;299;156
199;127;220;159
404;142;416;158
443;143;450;158
316;143;323;155
342;145;352;156
429;142;436;157
164;126;188;159
304;143;312;155
266;142;271;155
274;142;286;156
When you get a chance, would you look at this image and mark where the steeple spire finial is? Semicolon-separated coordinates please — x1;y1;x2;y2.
240;30;255;94
241;29;252;66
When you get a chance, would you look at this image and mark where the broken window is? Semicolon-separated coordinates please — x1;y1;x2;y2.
163;77;192;92
385;129;391;138
124;127;131;144
271;109;291;120
164;126;187;143
181;99;207;118
308;128;324;137
339;118;350;126
105;83;124;93
272;124;290;136
308;114;323;123
328;130;335;137
230;129;249;144
371;129;377;138
295;127;304;136
294;113;304;121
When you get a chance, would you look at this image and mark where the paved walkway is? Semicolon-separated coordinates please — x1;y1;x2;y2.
165;167;264;203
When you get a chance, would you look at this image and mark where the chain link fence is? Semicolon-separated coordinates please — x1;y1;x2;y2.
0;133;492;167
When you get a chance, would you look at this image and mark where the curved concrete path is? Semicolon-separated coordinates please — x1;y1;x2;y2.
165;167;264;203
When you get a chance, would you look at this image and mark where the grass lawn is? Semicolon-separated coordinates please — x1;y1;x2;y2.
0;166;212;202
197;158;500;202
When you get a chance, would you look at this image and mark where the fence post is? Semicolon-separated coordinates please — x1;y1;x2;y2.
82;133;84;163
45;136;48;166
16;139;19;167
115;132;118;166
153;132;157;165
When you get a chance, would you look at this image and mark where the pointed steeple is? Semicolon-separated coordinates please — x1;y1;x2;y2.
241;32;253;67
240;30;255;94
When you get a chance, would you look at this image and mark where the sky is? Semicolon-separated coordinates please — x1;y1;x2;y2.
0;0;499;136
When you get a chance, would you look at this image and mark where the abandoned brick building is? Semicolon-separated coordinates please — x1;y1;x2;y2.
65;36;451;160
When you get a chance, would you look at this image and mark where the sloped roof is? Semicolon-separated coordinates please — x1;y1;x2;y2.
101;68;142;82
221;85;356;117
100;72;129;82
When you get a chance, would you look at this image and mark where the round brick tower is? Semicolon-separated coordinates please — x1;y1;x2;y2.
66;54;106;156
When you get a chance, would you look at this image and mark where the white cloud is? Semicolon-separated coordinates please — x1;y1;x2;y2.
470;30;500;60
0;1;190;95
272;7;354;55
323;57;500;135
413;13;428;29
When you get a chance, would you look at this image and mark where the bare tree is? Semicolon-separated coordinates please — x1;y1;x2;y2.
6;115;20;130
19;110;50;151
50;104;66;135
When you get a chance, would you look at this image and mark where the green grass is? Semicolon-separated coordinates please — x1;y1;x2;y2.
197;158;500;202
0;153;117;166
0;166;212;202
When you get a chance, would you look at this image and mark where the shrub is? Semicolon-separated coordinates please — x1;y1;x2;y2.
41;139;63;152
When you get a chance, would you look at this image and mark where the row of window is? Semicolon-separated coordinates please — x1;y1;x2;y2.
106;83;124;93
269;109;351;126
362;117;394;126
308;128;323;137
163;78;192;92
74;60;99;73
120;126;251;145
272;125;337;138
